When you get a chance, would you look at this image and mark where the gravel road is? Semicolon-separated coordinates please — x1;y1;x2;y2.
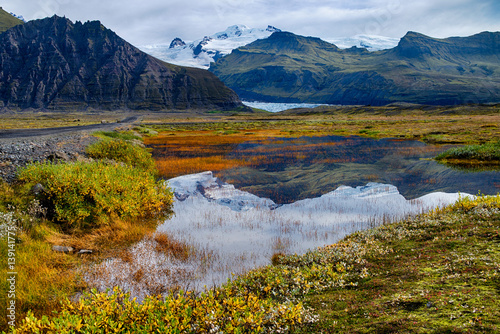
0;116;140;182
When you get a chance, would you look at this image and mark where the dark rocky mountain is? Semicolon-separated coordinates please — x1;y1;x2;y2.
0;15;243;111
169;37;186;49
210;31;500;105
0;7;24;33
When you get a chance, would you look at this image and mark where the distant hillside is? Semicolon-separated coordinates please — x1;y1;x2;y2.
0;16;242;111
0;7;23;33
210;31;500;105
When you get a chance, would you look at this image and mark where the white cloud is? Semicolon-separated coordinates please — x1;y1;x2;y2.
2;0;499;46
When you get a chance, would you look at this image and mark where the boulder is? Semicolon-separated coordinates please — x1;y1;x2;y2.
52;245;74;253
47;151;71;162
30;183;47;196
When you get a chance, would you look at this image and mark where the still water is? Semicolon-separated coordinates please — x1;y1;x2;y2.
215;135;499;203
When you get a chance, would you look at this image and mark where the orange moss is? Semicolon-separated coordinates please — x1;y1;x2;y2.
144;130;285;178
155;156;247;179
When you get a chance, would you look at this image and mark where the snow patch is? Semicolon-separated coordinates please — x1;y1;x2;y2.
326;34;400;51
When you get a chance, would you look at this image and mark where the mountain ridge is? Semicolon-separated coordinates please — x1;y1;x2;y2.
0;15;243;111
210;30;500;105
139;25;400;69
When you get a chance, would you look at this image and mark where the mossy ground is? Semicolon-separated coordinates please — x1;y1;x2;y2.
435;141;500;170
296;197;500;333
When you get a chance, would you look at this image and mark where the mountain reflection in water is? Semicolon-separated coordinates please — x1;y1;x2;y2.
213;136;499;203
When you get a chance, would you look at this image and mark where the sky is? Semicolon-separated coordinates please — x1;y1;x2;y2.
2;0;500;46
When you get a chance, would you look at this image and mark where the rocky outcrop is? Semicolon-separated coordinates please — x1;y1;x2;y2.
169;37;186;49
0;16;243;111
0;135;98;182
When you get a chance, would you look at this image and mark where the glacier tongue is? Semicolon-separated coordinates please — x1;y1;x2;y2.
85;171;472;300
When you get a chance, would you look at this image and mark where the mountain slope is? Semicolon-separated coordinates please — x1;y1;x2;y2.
139;25;281;69
210;31;500;105
0;7;24;33
0;16;242;111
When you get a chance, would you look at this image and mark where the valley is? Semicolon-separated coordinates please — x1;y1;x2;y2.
0;6;499;333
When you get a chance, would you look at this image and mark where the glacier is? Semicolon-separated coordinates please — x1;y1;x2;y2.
326;34;399;51
139;25;280;69
84;171;470;300
139;25;400;69
242;101;332;112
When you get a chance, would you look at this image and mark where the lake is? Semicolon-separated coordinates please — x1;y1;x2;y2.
84;135;499;299
213;135;499;203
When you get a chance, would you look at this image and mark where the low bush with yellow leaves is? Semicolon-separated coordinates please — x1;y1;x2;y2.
86;138;157;176
17;161;172;230
14;286;310;333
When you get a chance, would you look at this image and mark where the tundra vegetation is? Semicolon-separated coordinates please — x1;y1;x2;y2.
0;106;499;333
0;133;173;331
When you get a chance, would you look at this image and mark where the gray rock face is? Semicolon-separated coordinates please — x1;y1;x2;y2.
0;16;242;111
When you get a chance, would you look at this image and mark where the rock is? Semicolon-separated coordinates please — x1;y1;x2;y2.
101;120;109;124
30;183;47;196
52;245;74;253
78;249;93;255
47;151;71;162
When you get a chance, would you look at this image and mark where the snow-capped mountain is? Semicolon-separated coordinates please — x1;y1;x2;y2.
326;34;399;51
140;26;400;69
139;25;281;69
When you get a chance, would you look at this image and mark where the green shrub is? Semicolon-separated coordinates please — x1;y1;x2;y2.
17;161;173;230
85;139;157;175
133;126;158;137
435;140;500;161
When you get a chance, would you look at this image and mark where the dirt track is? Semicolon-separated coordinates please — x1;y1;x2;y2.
0;116;141;182
0;116;140;140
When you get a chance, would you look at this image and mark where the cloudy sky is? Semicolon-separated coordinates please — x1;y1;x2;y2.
2;0;500;46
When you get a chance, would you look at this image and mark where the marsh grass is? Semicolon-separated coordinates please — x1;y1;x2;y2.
152;233;191;261
144;112;500;146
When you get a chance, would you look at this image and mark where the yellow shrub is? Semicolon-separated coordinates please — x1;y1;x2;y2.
17;161;173;230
